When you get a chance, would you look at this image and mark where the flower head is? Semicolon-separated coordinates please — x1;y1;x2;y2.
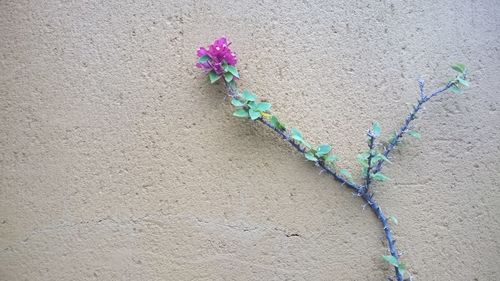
196;37;238;75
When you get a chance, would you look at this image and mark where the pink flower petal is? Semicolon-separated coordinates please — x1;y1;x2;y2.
197;47;208;57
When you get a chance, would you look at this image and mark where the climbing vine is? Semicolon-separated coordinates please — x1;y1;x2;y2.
195;37;470;281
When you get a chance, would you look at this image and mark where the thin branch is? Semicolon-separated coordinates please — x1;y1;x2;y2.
225;82;362;193
372;81;455;175
364;132;376;193
418;79;425;99
362;192;403;281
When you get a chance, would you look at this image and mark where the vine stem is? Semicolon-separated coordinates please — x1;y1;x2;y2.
362;192;403;281
225;82;359;192
224;81;404;281
372;81;455;175
364;133;376;193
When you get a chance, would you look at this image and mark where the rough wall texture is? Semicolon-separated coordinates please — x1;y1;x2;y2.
1;1;499;280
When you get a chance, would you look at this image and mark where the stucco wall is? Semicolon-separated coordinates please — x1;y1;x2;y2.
1;1;499;280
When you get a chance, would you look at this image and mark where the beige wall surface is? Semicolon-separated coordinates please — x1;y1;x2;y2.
1;1;499;280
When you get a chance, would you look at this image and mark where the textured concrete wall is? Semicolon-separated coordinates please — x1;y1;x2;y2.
1;1;499;280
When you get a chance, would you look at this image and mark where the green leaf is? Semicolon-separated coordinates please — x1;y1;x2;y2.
231;98;245;107
457;77;469;87
241;90;256;101
358;151;370;160
360;166;368;178
325;155;338;162
390;216;398;225
290;128;303;142
408;131;421;139
302;140;312;149
208;71;221;84
255;102;272;112
382;255;399;267
226;65;240;78
233;109;249;118
339;169;353;180
290;128;311;148
198;55;210;63
398;262;407;276
227;79;236;89
451;63;465;73
224;72;233;82
304;151;318;162
315;144;332;157
448;84;461;94
249;108;261;120
270;116;286;131
247;101;257;109
388;131;398;143
372;122;381;137
357;152;369;162
357;154;369;167
372;152;391;164
372;172;389;181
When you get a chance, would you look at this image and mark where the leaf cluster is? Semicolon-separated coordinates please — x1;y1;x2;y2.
232;90;272;120
382;255;407;277
448;63;470;94
200;57;240;84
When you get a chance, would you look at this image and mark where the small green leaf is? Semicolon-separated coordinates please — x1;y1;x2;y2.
227;79;236;89
398;262;407;276
233;109;249;118
315;144;332;157
448;84;461;94
270;116;286;131
290;128;311;148
339;169;353;180
457;77;469;87
291;128;303;142
255;102;272;112
357;155;369;167
226;65;240;78
372;122;381;137
224;72;233;82
382;255;399;267
325;155;338;162
390;216;398;225
372;172;389;181
357;152;369;163
302;140;312;149
241;90;256;101
372;152;391;164
198;55;210;63
360;167;368;177
451;63;465;73
408;131;421;139
304;151;318;162
208;71;221;84
231;98;245;107
388;131;398;143
358;151;370;160
247;101;257;109
249;108;261;120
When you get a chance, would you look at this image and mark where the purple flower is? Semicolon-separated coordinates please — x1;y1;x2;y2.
196;37;237;75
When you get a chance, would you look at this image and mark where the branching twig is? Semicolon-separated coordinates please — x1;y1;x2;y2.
372;81;455;175
225;80;403;281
